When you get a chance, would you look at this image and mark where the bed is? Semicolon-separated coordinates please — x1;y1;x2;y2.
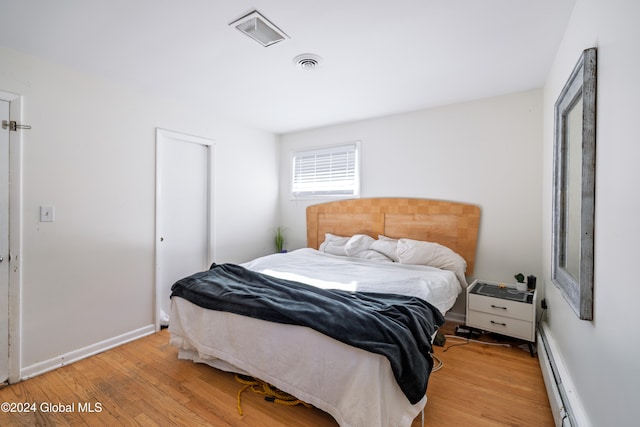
169;198;480;427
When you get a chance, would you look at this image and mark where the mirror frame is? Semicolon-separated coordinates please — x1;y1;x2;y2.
552;47;597;320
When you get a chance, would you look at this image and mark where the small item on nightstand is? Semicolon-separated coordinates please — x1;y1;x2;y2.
514;273;527;291
527;275;537;290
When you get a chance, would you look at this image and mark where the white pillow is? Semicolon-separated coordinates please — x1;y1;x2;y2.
370;235;399;262
396;238;468;287
319;233;350;256
344;234;375;256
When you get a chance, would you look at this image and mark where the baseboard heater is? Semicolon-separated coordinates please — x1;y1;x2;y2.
537;322;590;427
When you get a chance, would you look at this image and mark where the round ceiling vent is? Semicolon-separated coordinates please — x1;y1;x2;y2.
293;53;323;71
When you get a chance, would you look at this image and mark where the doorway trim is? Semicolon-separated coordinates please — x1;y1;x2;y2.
154;128;215;331
0;89;23;384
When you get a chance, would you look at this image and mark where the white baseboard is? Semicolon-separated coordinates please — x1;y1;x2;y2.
537;322;590;427
20;324;156;381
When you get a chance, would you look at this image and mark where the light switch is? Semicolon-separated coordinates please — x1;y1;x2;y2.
40;206;55;222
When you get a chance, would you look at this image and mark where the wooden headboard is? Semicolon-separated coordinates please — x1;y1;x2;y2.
307;198;481;275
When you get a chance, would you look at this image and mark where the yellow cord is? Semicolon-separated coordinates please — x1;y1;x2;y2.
235;374;311;416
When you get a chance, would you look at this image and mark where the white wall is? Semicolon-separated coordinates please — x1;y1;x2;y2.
0;47;279;372
542;0;640;425
279;90;543;317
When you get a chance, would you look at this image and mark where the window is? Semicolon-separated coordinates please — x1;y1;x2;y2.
291;142;360;199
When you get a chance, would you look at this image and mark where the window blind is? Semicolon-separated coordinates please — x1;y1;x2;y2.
291;142;360;198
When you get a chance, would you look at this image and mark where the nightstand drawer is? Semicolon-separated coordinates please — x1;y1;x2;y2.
466;310;534;341
468;293;533;321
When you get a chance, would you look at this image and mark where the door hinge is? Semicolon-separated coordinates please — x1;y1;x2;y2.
2;120;32;131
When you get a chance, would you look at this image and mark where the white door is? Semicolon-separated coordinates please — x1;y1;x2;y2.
0;100;9;383
155;129;214;330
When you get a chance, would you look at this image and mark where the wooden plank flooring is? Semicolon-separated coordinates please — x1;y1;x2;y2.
0;322;553;426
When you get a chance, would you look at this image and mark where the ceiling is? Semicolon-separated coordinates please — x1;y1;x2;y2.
0;0;576;134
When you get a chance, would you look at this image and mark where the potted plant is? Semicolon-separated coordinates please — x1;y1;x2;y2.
275;227;286;253
514;273;527;291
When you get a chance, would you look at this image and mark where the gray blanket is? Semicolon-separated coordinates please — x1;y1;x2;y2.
171;263;445;404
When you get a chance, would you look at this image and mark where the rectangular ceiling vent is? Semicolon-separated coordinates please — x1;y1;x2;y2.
230;10;289;47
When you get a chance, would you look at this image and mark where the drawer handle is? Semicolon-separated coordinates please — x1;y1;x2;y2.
491;304;507;310
490;320;507;327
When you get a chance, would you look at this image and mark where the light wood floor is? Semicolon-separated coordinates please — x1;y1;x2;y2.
0;322;553;426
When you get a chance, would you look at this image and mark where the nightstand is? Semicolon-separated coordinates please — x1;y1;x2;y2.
465;279;537;355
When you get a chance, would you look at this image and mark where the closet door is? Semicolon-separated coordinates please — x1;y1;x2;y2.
155;129;214;329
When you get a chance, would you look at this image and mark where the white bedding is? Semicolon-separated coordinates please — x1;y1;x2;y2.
169;248;461;427
242;248;462;314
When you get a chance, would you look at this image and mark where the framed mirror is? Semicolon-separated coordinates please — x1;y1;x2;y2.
552;47;597;320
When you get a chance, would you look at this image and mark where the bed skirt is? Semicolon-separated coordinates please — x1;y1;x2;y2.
169;297;426;427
